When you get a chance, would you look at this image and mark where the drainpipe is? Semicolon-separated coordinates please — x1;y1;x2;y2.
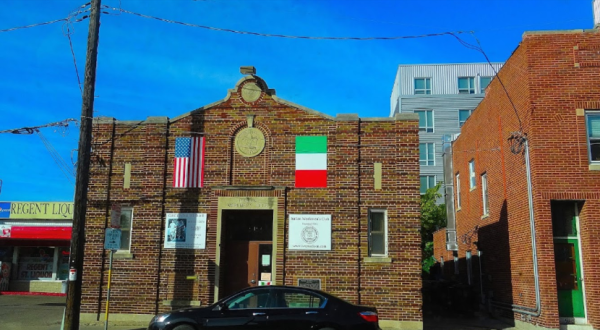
492;138;541;316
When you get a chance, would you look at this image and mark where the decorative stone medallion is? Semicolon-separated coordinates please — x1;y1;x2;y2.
235;127;265;157
241;82;262;103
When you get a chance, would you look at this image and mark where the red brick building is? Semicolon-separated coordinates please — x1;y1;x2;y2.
80;70;422;328
435;29;600;329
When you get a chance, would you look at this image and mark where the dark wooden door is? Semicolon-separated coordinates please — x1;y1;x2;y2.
222;241;272;297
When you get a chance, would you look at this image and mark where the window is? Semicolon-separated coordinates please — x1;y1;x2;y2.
458;77;475;94
455;173;461;209
480;76;492;93
469;160;476;189
368;209;387;256
586;112;600;162
226;289;271;309
466;251;472;285
415;110;434;133
453;252;459;275
419;143;435;166
280;289;325;308
459;109;474;127
420;175;436;194
119;207;133;251
482;173;489;216
414;78;431;95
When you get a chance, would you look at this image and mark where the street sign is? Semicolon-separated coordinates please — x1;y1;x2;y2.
104;228;122;251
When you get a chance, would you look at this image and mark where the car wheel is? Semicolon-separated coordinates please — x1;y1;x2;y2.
173;324;195;330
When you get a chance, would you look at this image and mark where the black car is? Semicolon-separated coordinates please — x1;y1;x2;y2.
148;285;380;330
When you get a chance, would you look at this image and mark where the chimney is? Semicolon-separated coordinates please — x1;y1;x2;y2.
595;0;600;28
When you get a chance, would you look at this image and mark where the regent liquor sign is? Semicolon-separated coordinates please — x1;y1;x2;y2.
0;202;74;220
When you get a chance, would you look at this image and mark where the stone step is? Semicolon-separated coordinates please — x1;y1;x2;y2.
560;324;594;330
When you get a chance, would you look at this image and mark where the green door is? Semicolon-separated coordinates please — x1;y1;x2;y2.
554;238;585;318
551;201;586;319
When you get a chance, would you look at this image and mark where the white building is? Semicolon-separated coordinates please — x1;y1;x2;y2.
390;63;504;196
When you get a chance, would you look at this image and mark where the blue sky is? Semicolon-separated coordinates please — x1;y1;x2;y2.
0;0;594;202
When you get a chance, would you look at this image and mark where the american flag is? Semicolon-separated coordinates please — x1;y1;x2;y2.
173;137;205;188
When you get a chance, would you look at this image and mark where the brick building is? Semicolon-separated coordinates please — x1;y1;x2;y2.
80;69;422;328
434;29;600;330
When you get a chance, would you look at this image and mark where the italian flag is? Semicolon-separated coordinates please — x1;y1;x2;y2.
295;136;327;188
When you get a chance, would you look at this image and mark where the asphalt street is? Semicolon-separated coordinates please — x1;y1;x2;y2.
0;294;513;330
0;295;147;330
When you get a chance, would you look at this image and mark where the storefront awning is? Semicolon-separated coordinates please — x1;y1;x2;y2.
2;226;72;240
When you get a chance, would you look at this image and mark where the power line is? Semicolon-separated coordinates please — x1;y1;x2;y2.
0;18;70;33
0;2;90;33
447;32;524;132
0;118;78;134
102;5;469;40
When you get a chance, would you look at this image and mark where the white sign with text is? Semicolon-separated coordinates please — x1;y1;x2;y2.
164;213;207;249
288;214;331;251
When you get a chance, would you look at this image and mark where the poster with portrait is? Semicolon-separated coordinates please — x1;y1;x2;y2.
164;213;207;249
288;214;331;250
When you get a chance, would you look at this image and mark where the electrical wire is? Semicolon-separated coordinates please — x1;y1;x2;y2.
101;5;468;40
0;18;70;33
36;130;76;185
0;118;78;134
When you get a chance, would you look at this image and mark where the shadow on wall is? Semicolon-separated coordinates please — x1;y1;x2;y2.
422;200;515;330
477;200;515;325
169;113;212;309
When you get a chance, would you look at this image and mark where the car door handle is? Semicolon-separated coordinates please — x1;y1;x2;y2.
305;311;318;315
253;312;266;316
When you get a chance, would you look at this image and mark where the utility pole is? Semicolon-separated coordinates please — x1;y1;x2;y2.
64;0;101;329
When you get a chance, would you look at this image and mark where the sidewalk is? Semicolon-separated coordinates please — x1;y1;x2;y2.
0;294;148;330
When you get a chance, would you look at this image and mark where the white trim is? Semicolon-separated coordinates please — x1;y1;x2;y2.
469;160;476;189
455;173;461;209
585;111;600;164
420;175;437;195
120;207;134;252
481;173;489;216
413;77;432;95
420;143;435;166
574;204;589;322
458;76;476;94
414;109;434;133
458;109;474;128
480;76;493;94
368;209;388;257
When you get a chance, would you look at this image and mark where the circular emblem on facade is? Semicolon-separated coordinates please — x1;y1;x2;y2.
241;82;262;103
301;226;319;243
235;127;266;157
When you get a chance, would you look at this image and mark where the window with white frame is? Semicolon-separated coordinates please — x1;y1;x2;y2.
419;143;435;166
480;76;492;93
414;78;431;95
459;109;474;127
415;110;434;133
586;112;600;162
469;160;476;189
466;250;472;285
482;173;489;216
368;209;387;256
119;207;133;251
458;77;475;94
420;175;437;194
456;173;461;209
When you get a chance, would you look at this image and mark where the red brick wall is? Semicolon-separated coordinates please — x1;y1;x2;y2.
452;31;600;329
81;76;422;323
